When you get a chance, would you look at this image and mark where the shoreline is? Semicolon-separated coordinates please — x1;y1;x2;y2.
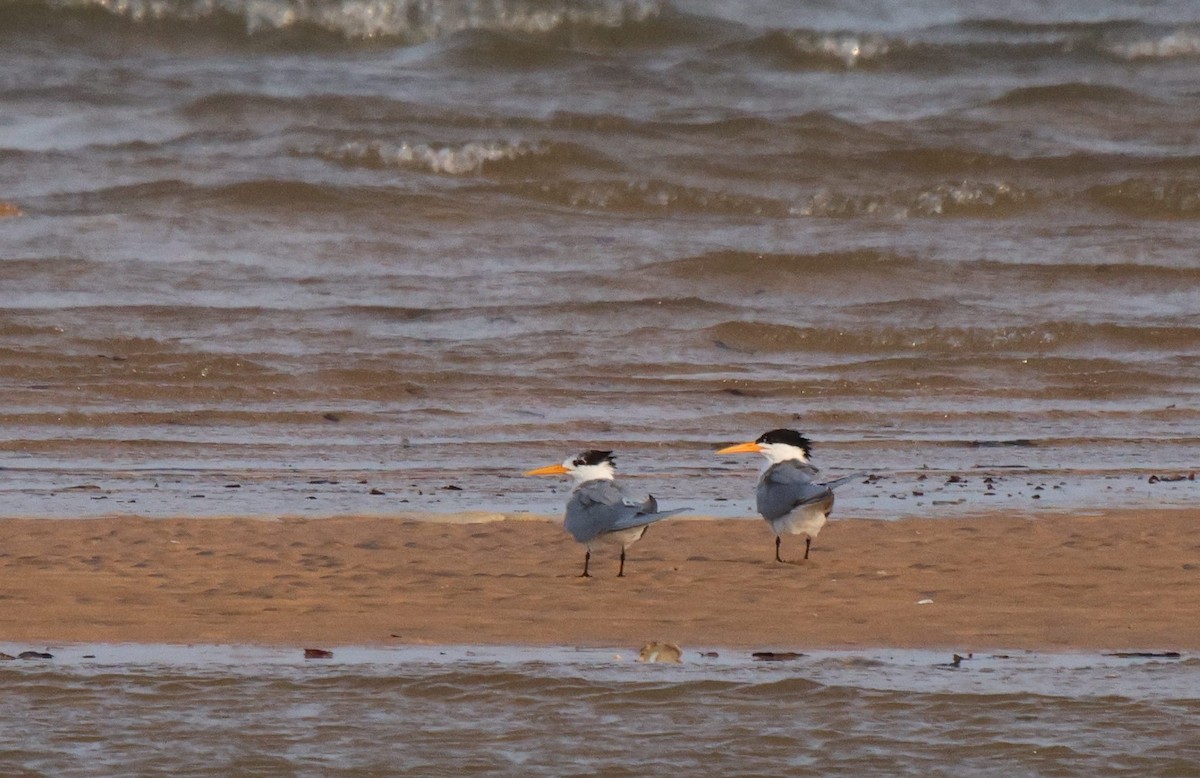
2;510;1198;652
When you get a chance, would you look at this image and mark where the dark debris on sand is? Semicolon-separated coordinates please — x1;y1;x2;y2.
751;651;804;662
1;650;54;660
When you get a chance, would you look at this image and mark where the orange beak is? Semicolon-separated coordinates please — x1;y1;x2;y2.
716;441;762;455
524;463;570;476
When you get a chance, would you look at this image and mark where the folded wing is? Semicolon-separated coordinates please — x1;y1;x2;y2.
566;480;688;541
757;461;833;521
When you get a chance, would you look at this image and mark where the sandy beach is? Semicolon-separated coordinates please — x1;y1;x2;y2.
2;509;1197;651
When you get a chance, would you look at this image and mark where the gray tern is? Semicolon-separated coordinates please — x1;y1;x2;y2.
718;429;862;563
525;450;688;577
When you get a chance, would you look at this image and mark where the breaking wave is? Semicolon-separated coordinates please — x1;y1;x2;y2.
312;139;547;175
799;181;1034;218
19;0;666;42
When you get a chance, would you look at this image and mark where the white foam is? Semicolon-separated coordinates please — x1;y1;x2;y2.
53;0;665;40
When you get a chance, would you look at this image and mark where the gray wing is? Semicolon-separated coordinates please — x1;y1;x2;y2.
756;461;832;521
565;480;687;542
824;472;866;490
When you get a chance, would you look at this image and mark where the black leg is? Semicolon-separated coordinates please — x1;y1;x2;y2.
775;536;783;563
580;549;591;578
617;547;626;577
804;537;811;560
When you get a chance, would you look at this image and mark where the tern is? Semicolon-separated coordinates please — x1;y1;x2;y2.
525;450;688;577
717;429;862;563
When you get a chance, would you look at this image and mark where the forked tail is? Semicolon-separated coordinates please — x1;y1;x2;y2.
824;472;867;490
611;506;690;531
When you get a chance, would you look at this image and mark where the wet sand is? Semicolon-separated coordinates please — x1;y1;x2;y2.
2;510;1197;651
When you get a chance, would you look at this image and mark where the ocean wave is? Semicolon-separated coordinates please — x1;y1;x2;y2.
736;27;1015;72
958;18;1200;61
1099;29;1200;61
970;259;1200;288
21;0;666;42
745;28;902;70
705;320;1059;355
878;150;1200;178
35;171;1196;226
492;176;1027;218
499;179;796;217
735;27;1058;74
733;19;1200;73
648;249;1200;292
705;320;1200;356
181;92;518;131
988;82;1150;108
312;139;546;175
0;406;410;428
800;181;1033;218
9;0;1200;70
1089;179;1200;218
36;179;194;214
35;178;450;215
957;18;1143;36
2;345;280;387
654;249;917;280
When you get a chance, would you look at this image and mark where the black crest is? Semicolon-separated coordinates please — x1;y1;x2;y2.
573;450;615;468
756;429;813;455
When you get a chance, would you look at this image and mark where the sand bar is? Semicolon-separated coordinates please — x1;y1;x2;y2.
2;510;1198;651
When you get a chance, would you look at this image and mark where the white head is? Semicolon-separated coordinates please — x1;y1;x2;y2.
525;449;616;485
717;429;813;465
